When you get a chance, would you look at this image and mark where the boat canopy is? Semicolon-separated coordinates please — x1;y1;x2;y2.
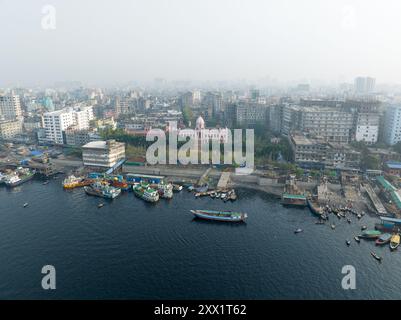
282;193;306;200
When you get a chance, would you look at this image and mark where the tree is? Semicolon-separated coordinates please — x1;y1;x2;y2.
182;106;193;126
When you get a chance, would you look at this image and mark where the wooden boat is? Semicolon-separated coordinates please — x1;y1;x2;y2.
375;233;391;246
360;230;381;239
190;209;247;222
371;251;382;261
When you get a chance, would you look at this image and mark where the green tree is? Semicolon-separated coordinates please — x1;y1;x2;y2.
182;106;193;126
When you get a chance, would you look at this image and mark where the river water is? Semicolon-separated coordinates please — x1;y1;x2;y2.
0;178;399;299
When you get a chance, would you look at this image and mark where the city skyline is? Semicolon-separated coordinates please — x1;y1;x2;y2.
1;0;401;87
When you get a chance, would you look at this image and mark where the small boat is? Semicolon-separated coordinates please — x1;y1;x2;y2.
220;193;227;199
357;214;362;219
361;225;367;231
98;203;104;208
390;234;400;250
42;181;49;185
23;202;28;208
347;218;351;224
346;240;351;246
294;228;303;234
315;220;325;225
190;209;247;222
331;224;336;229
354;236;360;243
371;251;382;261
172;184;183;192
375;233;392;246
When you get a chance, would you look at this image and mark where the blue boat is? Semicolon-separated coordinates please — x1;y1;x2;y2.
190;209;247;222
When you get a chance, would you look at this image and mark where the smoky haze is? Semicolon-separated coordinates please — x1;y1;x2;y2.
1;0;401;87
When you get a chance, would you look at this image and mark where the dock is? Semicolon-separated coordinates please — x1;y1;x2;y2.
217;172;231;190
364;183;387;215
197;167;212;186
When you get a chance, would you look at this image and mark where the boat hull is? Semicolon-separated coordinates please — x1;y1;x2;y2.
5;173;35;187
190;210;247;222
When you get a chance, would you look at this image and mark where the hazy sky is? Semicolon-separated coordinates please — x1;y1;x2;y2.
1;0;401;86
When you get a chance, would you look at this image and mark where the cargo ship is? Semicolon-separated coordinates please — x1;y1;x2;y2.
84;181;121;199
4;168;36;187
133;182;159;203
190;209;247;222
63;175;93;189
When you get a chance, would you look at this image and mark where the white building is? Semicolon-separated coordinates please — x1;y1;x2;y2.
0;95;22;120
383;105;401;145
355;112;379;144
42;106;94;144
174;116;229;144
82;140;125;168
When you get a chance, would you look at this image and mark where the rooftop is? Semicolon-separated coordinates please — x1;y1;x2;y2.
385;161;401;170
82;140;124;149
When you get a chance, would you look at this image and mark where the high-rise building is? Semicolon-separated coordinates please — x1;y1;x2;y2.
41;106;94;144
354;77;376;94
0;95;22;120
383;105;401;145
0;119;23;139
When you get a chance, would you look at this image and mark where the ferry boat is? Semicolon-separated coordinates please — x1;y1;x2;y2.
375;233;391;246
133;183;159;203
390;234;400;250
4;168;35;187
281;193;307;207
190;209;247;222
63;175;92;189
158;182;173;199
84;181;121;199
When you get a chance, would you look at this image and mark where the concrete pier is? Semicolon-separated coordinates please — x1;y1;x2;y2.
363;183;387;215
217;172;231;190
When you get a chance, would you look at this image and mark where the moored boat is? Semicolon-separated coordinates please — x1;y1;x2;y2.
190;209;247;222
307;198;324;217
375;233;392;246
133;182;159;203
84;181;121;199
63;175;92;189
281;193;307;207
4;168;35;187
390;234;400;250
360;230;382;239
158;182;173;199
